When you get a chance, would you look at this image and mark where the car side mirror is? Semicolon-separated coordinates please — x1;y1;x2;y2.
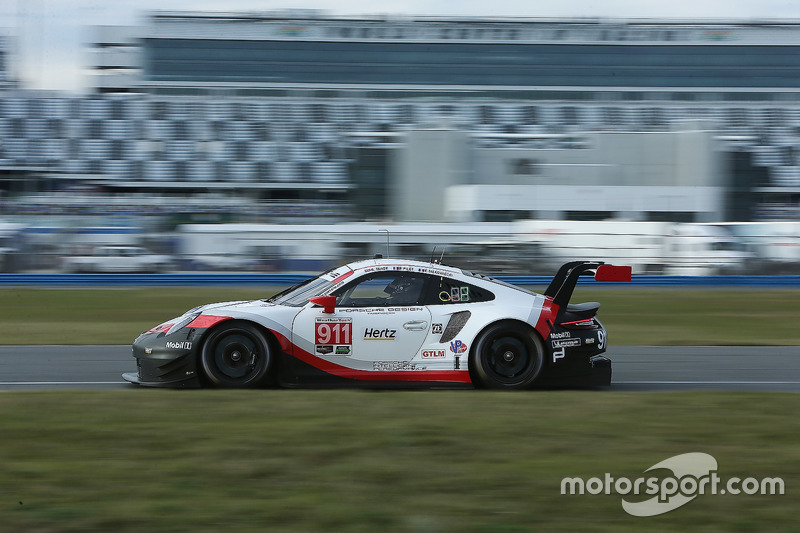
308;296;337;314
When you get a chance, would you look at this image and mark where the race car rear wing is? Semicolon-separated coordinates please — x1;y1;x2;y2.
545;261;632;308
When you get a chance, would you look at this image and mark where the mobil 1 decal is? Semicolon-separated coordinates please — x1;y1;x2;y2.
315;317;353;356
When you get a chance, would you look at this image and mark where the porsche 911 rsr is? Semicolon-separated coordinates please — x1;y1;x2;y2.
122;259;630;390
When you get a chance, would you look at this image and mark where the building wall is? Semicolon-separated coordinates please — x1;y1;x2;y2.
394;122;724;222
473;121;720;188
445;184;723;222
392;128;471;222
112;13;800;91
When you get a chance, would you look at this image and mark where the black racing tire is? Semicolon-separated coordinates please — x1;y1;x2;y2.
469;322;545;390
199;321;273;388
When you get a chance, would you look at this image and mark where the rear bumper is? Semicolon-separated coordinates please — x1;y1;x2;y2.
536;355;612;388
588;355;612;386
541;318;611;384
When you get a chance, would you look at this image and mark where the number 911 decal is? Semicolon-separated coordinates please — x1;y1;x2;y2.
315;317;353;355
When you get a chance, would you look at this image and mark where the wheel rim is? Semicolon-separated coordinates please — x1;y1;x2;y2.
212;332;259;380
484;336;529;380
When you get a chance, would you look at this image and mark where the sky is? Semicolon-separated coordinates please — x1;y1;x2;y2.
2;0;800;92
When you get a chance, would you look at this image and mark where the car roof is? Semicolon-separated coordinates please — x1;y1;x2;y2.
323;257;467;282
320;257;538;299
344;257;465;276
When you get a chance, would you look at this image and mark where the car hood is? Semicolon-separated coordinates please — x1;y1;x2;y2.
193;299;299;319
190;299;299;339
192;300;258;314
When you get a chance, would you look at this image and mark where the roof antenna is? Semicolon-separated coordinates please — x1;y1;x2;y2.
379;228;390;258
430;246;437;264
439;246;446;264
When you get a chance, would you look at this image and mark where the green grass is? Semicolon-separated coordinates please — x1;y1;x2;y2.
1;288;797;531
0;286;798;345
0;287;264;345
1;390;798;532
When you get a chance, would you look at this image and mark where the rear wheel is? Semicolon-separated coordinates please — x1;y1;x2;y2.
470;322;544;389
200;322;272;388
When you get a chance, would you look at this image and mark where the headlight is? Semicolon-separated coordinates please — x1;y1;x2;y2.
165;313;199;335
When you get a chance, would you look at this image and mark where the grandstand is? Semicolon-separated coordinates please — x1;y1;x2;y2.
1;12;799;222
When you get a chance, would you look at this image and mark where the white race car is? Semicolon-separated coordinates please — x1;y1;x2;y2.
123;258;630;389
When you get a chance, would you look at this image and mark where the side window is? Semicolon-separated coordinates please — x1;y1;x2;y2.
427;277;495;305
334;272;428;307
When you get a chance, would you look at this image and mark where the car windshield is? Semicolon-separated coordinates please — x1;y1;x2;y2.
265;274;337;307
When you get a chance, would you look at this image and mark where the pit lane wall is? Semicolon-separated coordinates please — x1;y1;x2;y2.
1;274;799;287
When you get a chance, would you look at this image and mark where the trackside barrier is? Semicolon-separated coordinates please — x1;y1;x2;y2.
0;274;799;287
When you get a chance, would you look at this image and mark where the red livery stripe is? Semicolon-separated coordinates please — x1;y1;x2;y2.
560;318;595;326
332;271;354;283
535;297;559;339
270;329;294;353
187;315;231;329
271;329;472;384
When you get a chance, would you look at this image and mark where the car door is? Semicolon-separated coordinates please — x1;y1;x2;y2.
292;270;432;371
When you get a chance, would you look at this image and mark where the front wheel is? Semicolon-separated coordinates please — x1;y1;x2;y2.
469;322;545;389
200;322;272;388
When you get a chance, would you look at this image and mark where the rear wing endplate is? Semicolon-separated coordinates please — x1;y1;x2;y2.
544;261;631;308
